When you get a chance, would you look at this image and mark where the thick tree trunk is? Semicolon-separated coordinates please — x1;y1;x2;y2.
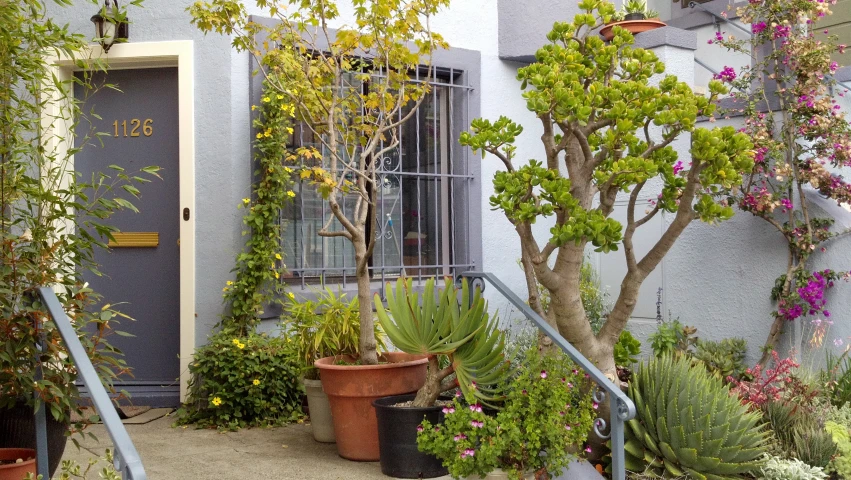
412;357;444;407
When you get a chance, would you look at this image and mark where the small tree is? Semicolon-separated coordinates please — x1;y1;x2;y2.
460;0;753;376
712;0;851;365
190;0;448;364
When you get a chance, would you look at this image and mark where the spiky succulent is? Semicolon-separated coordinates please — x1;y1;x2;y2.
625;354;767;479
375;277;507;406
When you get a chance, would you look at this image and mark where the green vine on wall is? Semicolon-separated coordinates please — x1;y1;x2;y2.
221;82;297;336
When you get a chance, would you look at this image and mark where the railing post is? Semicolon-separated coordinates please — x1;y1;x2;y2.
33;310;50;480
610;399;626;480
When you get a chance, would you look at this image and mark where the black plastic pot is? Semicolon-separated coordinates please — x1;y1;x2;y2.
373;394;449;479
623;12;647;20
0;400;69;477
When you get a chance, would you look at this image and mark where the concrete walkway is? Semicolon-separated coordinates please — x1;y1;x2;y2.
61;415;390;479
61;415;603;480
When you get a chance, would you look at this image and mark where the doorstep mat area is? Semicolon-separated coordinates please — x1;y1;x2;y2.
70;407;173;425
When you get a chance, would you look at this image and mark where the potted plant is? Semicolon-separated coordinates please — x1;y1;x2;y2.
417;348;596;480
371;278;508;478
0;448;35;480
283;289;385;443
600;0;666;45
0;0;152;476
188;0;450;461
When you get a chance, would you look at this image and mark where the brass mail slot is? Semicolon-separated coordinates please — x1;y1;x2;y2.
108;232;159;248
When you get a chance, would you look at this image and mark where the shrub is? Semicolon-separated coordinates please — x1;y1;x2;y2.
729;351;802;408
793;426;836;469
625;354;767;478
825;421;851;478
692;337;747;381
417;348;594;479
282;288;384;379
759;454;828;480
175;331;303;430
824;350;851;408
614;330;641;367
648;320;697;357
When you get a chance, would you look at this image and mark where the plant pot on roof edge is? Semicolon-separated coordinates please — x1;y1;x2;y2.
372;278;509;478
0;448;36;480
0;400;69;477
314;352;428;461
599;17;666;41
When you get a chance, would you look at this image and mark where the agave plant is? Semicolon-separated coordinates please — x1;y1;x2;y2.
625;354;767;479
375;277;508;407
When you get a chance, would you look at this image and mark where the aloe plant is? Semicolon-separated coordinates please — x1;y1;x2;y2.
375;277;508;407
625;354;767;479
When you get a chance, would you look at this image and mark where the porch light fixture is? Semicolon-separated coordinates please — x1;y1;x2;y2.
91;0;128;53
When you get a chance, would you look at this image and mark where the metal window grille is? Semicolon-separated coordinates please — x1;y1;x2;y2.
280;68;475;290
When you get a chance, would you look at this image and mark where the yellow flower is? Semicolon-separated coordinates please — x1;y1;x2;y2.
275;272;280;279
256;132;263;139
276;94;283;100
251;105;257;111
287;292;295;300
226;281;234;286
261;96;270;103
242;198;250;205
211;397;222;407
222;286;228;292
287;191;296;198
286;127;294;135
237;342;245;349
275;253;282;260
232;338;240;345
253;379;261;386
284;167;293;173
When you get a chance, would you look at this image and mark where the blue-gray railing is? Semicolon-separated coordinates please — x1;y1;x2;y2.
460;272;636;480
35;287;147;480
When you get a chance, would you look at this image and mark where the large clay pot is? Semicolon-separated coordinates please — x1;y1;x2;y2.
599;19;666;41
373;394;449;478
0;448;36;480
0;401;68;477
315;352;428;461
303;378;335;443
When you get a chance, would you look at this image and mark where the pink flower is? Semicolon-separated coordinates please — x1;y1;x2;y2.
585;446;592;453
471;420;484;428
461;448;476;459
752;21;767;34
593;402;599;410
469;404;483;413
673;161;684;175
565;425;572;430
567;382;573;388
417;425;424;433
442;406;455;414
540;370;548;379
454;433;467;442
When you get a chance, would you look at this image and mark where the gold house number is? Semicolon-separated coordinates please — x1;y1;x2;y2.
113;119;153;138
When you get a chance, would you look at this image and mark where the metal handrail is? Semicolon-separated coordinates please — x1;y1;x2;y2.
460;272;636;480
36;287;147;480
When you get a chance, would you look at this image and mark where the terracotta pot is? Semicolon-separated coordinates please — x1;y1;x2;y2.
599;19;666;41
315;352;428;461
303;378;335;443
0;449;36;480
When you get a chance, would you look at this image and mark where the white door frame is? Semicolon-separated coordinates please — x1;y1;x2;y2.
49;41;196;401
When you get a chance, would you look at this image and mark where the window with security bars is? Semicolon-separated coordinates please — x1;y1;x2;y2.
280;69;475;288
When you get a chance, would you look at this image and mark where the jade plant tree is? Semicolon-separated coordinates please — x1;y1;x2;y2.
375;278;507;407
460;0;754;378
189;0;449;364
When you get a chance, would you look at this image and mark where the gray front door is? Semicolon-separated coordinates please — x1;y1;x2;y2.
75;68;181;407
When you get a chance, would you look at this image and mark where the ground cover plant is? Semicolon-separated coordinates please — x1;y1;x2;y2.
711;0;851;366
417;347;594;479
460;0;753;384
190;0;450;365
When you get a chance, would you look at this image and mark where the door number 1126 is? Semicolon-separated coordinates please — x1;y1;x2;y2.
113;119;153;138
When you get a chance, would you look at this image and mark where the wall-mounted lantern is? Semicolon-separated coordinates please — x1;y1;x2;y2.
91;0;128;53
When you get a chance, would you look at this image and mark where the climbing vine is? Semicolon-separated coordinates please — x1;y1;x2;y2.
220;82;298;335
